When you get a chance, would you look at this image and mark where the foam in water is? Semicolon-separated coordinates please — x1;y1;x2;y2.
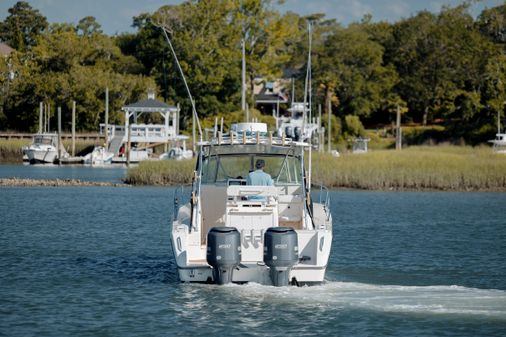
208;281;506;319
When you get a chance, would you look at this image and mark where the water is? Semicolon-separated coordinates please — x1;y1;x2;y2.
0;164;127;183
0;167;505;336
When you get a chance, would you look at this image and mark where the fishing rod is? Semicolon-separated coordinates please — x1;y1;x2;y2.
160;26;203;142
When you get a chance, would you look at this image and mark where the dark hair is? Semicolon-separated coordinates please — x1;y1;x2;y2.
255;159;265;169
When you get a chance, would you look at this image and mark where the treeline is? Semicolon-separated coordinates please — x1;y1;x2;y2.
0;1;505;143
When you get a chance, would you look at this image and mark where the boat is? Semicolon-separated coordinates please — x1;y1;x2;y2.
160;137;193;160
23;133;68;164
276;102;322;145
160;147;193;160
83;146;114;165
488;132;506;154
274;22;323;148
171;122;332;286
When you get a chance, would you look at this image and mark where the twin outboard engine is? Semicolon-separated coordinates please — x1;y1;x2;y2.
206;227;241;284
285;126;294;139
263;227;299;286
294;127;302;141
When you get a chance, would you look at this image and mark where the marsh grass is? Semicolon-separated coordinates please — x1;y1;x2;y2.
0;139;30;162
311;146;506;191
126;160;196;185
0;139;96;162
126;145;506;191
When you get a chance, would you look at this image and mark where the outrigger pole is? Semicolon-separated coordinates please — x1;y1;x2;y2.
302;21;312;143
160;27;203;151
303;22;313;190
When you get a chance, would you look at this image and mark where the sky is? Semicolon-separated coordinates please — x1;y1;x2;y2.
0;0;504;36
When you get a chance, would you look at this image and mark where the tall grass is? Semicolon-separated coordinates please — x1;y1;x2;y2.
0;139;97;162
311;146;506;191
0;139;30;162
126;160;196;185
126;145;506;191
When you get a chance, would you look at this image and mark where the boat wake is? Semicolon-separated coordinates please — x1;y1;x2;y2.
211;281;506;319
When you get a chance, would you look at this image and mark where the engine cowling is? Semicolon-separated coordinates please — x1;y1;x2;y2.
263;227;299;286
206;227;241;285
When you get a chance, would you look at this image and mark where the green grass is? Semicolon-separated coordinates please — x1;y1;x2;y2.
126;145;506;191
311;145;506;191
0;139;30;162
0;139;97;162
126;160;196;185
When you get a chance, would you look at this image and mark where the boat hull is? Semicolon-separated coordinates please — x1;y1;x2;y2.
171;222;332;286
175;263;328;286
26;148;58;164
83;147;114;165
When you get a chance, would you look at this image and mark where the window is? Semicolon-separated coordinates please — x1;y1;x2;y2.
201;153;302;185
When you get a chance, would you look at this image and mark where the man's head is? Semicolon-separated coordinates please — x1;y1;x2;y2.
255;159;265;170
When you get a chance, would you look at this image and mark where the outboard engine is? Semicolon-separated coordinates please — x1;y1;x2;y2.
207;227;241;285
263;227;299;286
285;126;293;139
294;127;302;141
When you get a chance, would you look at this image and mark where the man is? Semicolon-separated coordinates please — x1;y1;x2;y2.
247;159;273;186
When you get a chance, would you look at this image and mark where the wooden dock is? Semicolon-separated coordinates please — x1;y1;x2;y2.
0;132;104;141
58;157;84;164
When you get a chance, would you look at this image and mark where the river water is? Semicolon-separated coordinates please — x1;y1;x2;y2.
0;165;505;336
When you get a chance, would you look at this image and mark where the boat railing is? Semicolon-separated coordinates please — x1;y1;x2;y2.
315;184;331;221
200;131;309;147
173;185;191;221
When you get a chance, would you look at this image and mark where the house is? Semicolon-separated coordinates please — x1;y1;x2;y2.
0;42;13;57
253;77;290;116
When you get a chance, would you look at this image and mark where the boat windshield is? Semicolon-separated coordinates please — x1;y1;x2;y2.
201;153;302;185
34;136;54;145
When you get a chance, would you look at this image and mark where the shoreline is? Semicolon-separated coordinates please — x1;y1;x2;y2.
1;177;505;192
0;178;128;187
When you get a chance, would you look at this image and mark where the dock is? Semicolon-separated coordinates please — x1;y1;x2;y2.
58;157;85;164
0;132;104;141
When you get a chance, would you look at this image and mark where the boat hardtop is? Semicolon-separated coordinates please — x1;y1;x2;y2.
488;131;506;153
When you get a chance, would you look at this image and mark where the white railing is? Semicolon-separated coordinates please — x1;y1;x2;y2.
100;123;177;141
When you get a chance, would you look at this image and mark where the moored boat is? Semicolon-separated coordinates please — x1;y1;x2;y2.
24;133;68;164
83;146;114;165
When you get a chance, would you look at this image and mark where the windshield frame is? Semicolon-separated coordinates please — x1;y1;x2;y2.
199;150;303;186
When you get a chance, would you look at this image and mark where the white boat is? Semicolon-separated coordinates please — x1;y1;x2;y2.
160;147;193;160
275;22;323;148
489;132;506;154
83;146;114;165
23;133;68;164
276;102;321;145
171;122;333;286
160;138;193;160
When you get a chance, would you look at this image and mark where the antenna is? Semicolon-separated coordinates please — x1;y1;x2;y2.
241;38;246;117
160;27;203;144
291;77;295;104
302;21;312;142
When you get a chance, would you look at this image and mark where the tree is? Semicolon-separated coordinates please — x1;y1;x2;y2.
2;24;154;131
315;23;398;119
477;4;506;46
0;1;48;51
385;6;494;126
76;16;103;36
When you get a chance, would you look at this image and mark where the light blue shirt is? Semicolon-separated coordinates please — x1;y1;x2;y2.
247;169;273;186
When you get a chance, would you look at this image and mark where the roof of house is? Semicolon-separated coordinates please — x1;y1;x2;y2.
0;42;14;56
122;98;178;112
255;92;289;104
